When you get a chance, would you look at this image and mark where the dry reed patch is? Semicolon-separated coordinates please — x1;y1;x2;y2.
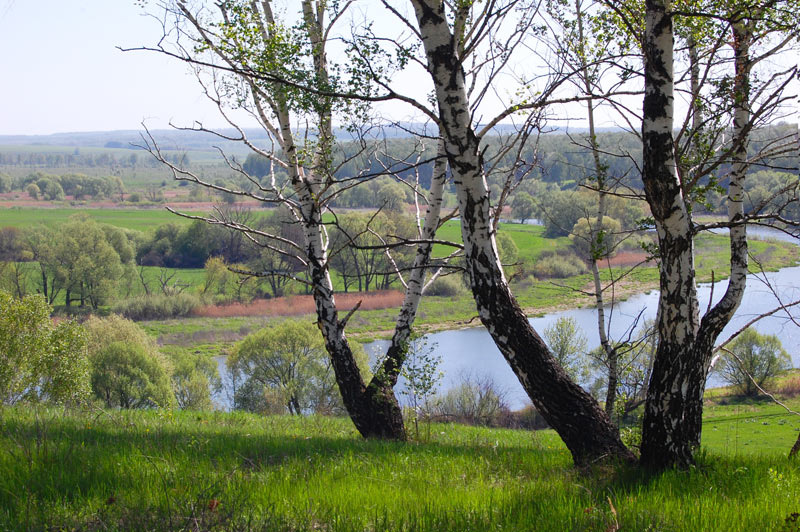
604;251;653;268
779;375;800;397
192;290;405;318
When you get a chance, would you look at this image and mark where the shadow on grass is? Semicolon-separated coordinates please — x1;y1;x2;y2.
1;406;797;532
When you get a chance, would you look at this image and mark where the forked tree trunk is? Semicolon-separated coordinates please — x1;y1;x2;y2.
639;0;750;469
411;0;633;466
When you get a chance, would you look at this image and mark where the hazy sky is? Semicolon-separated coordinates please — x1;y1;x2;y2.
0;0;225;135
1;1;795;137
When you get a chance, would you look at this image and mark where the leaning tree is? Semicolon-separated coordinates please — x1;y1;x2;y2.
393;0;637;465
139;0;462;439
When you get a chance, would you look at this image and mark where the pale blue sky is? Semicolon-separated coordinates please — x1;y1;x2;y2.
0;0;224;135
1;1;794;137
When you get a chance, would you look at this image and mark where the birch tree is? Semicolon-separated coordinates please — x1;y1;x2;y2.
403;0;634;465
545;0;647;419
637;0;799;469
140;0;455;440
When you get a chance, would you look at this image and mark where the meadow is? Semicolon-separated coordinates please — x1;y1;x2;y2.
2;206;799;354
0;206;202;231
2;397;800;532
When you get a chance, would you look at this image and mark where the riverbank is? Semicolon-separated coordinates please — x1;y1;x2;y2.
146;231;800;352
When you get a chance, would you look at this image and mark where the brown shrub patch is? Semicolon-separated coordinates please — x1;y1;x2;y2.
779;375;800;397
605;251;653;268
192;290;405;318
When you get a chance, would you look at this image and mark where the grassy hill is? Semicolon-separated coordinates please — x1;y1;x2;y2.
2;402;800;531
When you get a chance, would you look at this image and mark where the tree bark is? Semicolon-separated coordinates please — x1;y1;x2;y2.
639;1;750;469
411;0;633;466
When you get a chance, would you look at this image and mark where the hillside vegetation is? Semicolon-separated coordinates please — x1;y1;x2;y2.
2;403;800;532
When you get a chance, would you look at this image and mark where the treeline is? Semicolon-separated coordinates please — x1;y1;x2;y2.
239;124;798;212
0;149;188;170
0;206;430;315
0;172;124;201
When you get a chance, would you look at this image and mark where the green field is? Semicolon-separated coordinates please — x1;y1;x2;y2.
2;401;800;532
0;206;205;232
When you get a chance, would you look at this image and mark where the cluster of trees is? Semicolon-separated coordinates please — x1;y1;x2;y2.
0;216;137;309
0;293;219;410
0;172;124;201
0;206;435;311
117;0;800;472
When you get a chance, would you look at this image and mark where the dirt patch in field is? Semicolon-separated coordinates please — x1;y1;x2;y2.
192;290;406;319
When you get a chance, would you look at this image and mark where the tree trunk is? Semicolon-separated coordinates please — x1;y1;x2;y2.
411;0;632;466
639;1;750;469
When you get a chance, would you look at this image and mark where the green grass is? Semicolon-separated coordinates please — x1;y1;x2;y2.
0;207;203;232
433;220;571;262
2;405;800;531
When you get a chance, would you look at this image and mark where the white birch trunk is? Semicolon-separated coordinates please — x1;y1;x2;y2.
411;0;633;465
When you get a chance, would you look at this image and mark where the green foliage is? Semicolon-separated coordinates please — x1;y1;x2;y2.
90;342;175;409
202;256;238;299
543;316;588;382
25;182;40;200
715;328;792;397
398;336;443;438
112;292;201;321
167;349;221;411
0;291;90;405
570;216;623;260
84;314;175;409
495;231;519;266
228;320;336;415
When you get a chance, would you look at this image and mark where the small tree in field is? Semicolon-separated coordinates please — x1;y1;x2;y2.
228;320;343;415
0;291;89;405
543;317;589;384
396;335;443;439
511;192;536;224
715;328;792;397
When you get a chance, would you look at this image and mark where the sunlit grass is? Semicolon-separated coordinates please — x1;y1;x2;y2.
2;405;800;531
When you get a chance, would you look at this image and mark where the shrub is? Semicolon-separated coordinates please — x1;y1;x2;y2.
112;293;201;321
570;216;623;259
502;404;549;430
84;314;175;408
0;291;90;405
166;349;221;411
425;275;466;297
431;374;509;427
543;316;588;382
532;252;587;278
91;342;174;409
714;327;792;396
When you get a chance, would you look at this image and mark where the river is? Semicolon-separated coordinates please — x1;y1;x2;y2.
216;226;800;410
367;226;800;410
